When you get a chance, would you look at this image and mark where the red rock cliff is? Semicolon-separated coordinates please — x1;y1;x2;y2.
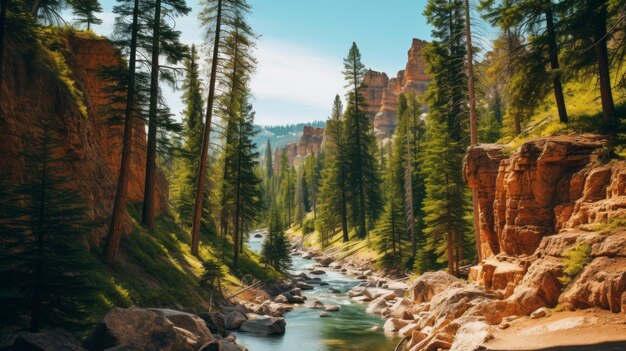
0;31;168;241
362;38;431;140
273;126;324;169
464;134;626;313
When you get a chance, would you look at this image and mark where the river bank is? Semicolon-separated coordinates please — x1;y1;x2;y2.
287;232;626;351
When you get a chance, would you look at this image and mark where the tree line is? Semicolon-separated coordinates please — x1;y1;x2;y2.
1;0;269;334
261;0;625;276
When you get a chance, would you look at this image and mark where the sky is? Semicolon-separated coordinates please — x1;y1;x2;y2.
94;0;434;125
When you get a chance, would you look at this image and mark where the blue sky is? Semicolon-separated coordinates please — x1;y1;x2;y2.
94;0;433;125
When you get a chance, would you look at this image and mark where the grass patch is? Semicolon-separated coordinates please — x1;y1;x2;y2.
558;242;592;286
499;72;626;154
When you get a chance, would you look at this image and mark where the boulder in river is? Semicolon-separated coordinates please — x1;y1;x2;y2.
197;312;228;336
319;312;330;318
366;297;389;314
239;317;286;335
224;311;248;330
274;294;289;304
295;281;314;290
317;257;334;267
325;305;340;311
309;269;326;275
328;288;341;294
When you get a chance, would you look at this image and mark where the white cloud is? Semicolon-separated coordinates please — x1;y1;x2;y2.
250;38;344;111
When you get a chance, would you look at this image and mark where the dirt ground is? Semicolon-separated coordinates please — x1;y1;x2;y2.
484;308;626;351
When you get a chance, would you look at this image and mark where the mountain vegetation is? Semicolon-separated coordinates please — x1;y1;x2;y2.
0;0;624;343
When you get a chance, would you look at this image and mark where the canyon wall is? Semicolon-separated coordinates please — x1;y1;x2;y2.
273;126;324;169
463;134;625;313
362;38;431;140
0;31;168;242
379;135;625;351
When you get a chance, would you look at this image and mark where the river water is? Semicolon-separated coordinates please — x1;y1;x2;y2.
235;234;400;351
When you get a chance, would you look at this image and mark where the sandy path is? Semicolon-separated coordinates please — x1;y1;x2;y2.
484;308;626;351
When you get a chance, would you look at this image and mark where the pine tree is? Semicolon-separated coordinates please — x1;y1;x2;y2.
70;0;102;30
264;139;273;180
422;0;473;276
420;117;470;276
172;44;205;225
192;0;252;256
317;94;350;243
343;43;382;240
480;0;568;125
343;42;367;238
561;0;618;127
261;206;291;272
106;0;142;263
303;153;319;219
374;196;406;270
279;164;296;228
295;166;305;227
228;98;262;266
141;0;190;230
0;117;100;333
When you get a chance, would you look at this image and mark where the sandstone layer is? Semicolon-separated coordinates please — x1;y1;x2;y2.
362;38;431;140
0;31;168;241
274;126;324;168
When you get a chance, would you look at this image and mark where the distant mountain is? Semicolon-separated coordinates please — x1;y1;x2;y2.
253;121;326;153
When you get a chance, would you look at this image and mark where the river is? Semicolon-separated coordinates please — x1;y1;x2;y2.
235;233;400;351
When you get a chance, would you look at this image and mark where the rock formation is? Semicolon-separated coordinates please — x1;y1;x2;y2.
274;126;324;168
362;38;431;140
360;134;626;351
0;31;168;241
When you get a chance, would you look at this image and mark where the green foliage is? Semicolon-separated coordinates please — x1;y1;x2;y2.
261;207;292;272
373;197;407;270
343;43;382;238
303;219;315;235
558;242;592;286
200;259;226;289
317;95;349;244
0;117;102;334
69;0;103;30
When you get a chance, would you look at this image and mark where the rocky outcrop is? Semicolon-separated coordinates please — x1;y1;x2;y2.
274;126;324;168
85;308;214;351
362;38;431;140
239;316;286;335
0;30;168;241
368;135;626;350
465;134;621;258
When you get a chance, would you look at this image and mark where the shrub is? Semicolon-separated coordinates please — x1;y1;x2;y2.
303;219;315;235
559;242;592;286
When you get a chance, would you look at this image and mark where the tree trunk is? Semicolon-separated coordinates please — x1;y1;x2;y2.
191;0;222;256
464;0;483;262
233;123;242;268
30;0;41;15
142;0;162;231
106;0;140;263
591;0;616;126
544;2;568;124
339;146;349;243
353;73;367;239
404;119;416;262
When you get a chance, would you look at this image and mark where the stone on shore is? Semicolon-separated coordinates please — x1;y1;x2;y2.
85;307;213;351
239;317;286;335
